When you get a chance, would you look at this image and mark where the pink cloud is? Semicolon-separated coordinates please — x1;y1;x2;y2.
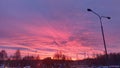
0;4;119;60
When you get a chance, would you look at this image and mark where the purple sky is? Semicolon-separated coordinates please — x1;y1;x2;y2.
0;0;120;59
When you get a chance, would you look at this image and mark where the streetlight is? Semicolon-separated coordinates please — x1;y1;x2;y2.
87;8;111;65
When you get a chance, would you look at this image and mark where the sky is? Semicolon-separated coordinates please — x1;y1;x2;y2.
0;0;120;60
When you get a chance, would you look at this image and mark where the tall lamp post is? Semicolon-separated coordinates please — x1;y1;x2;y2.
87;8;111;65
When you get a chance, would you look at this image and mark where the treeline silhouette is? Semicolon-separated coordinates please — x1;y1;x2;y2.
1;49;120;67
0;49;72;68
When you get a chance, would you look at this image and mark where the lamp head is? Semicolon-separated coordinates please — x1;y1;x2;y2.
87;9;92;11
107;17;111;19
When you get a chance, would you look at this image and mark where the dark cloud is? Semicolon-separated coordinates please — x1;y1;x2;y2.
0;46;29;51
36;48;56;52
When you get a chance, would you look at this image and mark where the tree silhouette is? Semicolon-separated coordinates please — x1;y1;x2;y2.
53;51;71;60
36;55;40;60
0;50;8;60
13;49;21;60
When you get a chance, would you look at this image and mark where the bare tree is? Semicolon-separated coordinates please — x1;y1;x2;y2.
53;51;71;60
13;49;21;60
0;50;8;60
